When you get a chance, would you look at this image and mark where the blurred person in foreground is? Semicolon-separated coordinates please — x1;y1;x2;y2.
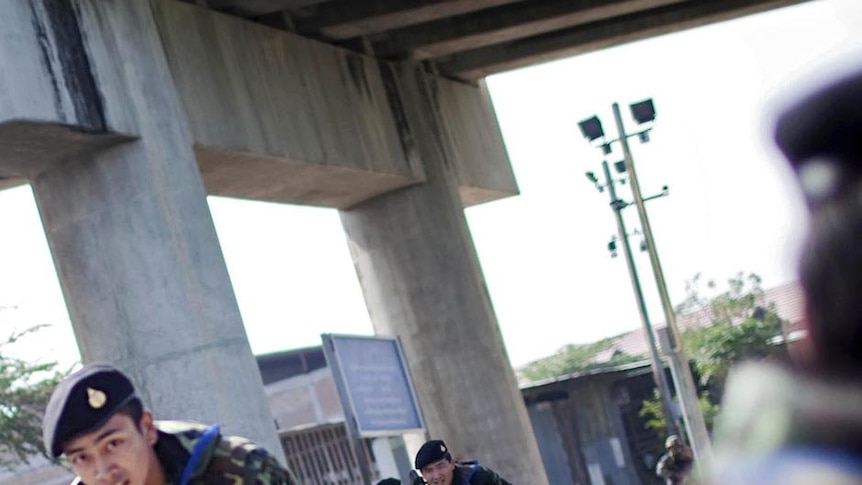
413;439;512;485
706;68;862;484
42;362;298;485
656;435;694;484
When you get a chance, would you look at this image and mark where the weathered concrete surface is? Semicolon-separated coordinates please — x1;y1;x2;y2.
4;0;284;458
153;0;517;208
0;2;128;181
155;0;424;208
435;77;516;206
339;63;546;484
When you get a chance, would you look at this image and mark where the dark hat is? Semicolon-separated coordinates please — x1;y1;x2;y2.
775;68;862;205
42;363;139;457
376;479;401;485
415;439;452;470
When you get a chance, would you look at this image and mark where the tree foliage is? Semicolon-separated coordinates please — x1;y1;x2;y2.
639;389;721;436
519;336;643;383
0;325;67;470
677;272;785;386
639;272;786;434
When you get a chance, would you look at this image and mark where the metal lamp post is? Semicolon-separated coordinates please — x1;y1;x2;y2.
590;159;681;441
579;100;711;460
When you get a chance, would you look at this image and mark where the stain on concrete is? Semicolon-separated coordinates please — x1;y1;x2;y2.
379;63;416;169
32;0;106;132
345;52;372;100
31;2;66;123
413;67;452;171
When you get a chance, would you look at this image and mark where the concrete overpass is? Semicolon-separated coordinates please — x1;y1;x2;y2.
0;1;805;483
198;0;807;81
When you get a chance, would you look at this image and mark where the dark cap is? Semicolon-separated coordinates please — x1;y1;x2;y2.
775;68;862;205
42;363;139;457
415;439;452;470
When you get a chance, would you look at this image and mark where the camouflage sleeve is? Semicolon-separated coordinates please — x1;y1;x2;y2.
203;435;302;484
243;446;302;485
656;455;670;478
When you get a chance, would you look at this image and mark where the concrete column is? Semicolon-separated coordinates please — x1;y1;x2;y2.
25;0;282;457
339;64;548;484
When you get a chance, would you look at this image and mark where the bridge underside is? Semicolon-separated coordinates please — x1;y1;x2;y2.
192;0;808;82
0;1;809;483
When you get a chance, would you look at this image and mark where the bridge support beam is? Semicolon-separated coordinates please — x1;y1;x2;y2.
339;64;548;484
1;0;282;457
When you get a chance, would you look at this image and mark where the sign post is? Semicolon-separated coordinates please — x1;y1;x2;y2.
322;334;426;484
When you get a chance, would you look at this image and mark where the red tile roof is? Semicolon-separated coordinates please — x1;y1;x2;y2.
592;281;806;363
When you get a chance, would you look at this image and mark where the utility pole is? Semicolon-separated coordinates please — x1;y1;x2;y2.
599;160;680;440
611;103;712;461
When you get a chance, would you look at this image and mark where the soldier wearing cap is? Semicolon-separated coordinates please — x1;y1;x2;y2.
704;68;862;484
655;435;693;485
413;439;512;485
42;362;300;485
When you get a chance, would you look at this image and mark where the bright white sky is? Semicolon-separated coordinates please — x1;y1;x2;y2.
2;0;862;369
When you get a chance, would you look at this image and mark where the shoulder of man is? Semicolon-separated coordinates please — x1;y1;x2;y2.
459;463;512;485
156;420;301;484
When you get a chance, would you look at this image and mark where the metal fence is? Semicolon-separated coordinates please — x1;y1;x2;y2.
281;423;379;485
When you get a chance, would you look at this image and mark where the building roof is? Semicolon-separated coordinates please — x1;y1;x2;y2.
591;281;805;363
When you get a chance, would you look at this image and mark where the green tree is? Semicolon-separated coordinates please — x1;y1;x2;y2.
519;335;643;383
678;272;785;387
639;389;721;436
0;324;67;470
639;272;785;434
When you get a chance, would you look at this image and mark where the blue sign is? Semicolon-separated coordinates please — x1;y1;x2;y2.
322;334;425;436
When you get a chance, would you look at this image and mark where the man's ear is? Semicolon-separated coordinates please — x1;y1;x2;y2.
140;411;158;446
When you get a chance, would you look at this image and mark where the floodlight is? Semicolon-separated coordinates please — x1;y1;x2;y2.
607;237;618;258
578;116;605;141
586;171;599;184
630;99;656;124
614;161;626;174
602;144;612;155
638;131;650;143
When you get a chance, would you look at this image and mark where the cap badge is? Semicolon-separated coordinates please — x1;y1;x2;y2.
87;387;107;409
440;445;446;453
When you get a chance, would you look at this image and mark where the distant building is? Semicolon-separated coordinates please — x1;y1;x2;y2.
589;281;804;366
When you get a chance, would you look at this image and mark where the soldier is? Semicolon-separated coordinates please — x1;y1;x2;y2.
706;68;862;483
655;435;693;485
42;362;299;485
413;439;512;485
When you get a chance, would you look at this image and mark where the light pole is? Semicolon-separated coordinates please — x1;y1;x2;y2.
609;101;712;461
579;100;711;460
587;159;680;440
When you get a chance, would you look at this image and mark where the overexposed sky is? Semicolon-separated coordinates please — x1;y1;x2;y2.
2;0;862;369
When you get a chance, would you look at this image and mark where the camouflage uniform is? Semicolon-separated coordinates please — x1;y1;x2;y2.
706;363;862;485
43;363;300;485
70;420;299;485
656;452;693;485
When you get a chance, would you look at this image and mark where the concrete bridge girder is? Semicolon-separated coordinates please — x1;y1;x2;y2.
0;0;533;478
155;0;517;209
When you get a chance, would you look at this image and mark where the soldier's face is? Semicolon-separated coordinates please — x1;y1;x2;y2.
421;458;455;485
63;411;162;485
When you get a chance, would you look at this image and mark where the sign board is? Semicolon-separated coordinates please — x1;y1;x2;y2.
322;334;425;437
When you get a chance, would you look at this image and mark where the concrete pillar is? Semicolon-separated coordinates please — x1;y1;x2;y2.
22;0;282;457
339;63;549;484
